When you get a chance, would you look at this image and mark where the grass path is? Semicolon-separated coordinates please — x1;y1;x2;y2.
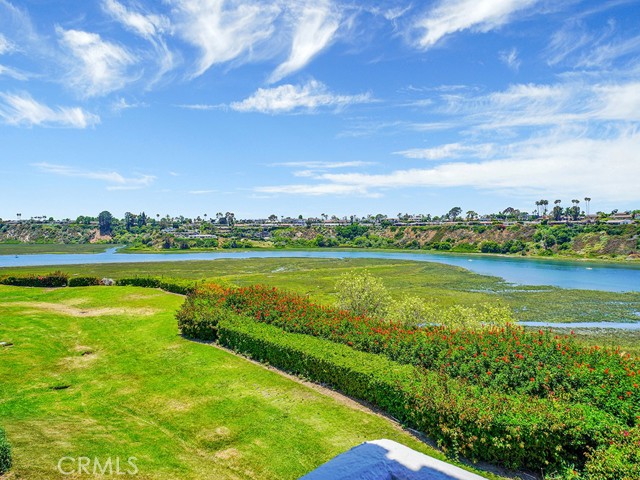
0;285;502;479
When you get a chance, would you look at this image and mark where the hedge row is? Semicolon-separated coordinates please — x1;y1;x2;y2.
0;427;11;475
184;284;640;426
211;311;624;473
0;271;68;287
0;272;196;295
115;277;195;295
68;276;102;287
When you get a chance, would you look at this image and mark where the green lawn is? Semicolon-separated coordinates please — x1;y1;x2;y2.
0;285;499;479
0;244;114;255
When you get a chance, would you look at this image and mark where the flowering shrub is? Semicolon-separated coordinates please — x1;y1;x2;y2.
583;426;640;479
182;283;640;426
216;313;621;472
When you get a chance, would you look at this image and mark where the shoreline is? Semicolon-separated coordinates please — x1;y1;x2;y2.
3;242;640;266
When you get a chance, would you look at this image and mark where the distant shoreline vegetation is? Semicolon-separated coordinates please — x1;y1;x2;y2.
1;210;638;261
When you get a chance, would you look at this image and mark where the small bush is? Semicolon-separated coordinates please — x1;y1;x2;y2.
0;427;12;474
335;270;392;317
68;276;101;287
176;285;229;341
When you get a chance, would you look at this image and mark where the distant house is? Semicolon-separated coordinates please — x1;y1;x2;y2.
607;212;633;225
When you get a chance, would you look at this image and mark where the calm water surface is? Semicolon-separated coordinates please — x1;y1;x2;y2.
2;248;639;293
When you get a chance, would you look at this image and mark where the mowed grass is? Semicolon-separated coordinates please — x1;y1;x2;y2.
0;244;113;255
0;285;498;479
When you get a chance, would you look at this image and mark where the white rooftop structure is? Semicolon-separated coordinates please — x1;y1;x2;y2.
301;439;487;480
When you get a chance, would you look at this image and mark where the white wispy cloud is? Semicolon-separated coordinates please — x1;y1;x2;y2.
188;189;216;194
499;47;520;71
415;0;540;49
433;80;640;131
269;0;340;83
255;183;376;197
174;103;221;110
395;143;495;160
0;92;99;128
56;27;137;97
103;0;169;40
310;131;640;202
273;160;375;178
0;64;28;81
0;33;14;54
230;79;372;114
271;160;373;168
545;22;593;66
102;0;175;82
170;0;279;78
111;97;147;112
576;34;640;68
33;162;155;190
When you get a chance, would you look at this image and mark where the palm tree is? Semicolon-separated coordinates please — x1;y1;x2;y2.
535;201;541;217
541;199;549;216
571;199;580;220
584;197;591;216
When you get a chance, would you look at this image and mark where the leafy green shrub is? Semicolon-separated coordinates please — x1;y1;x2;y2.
335;270;391;317
0;427;11;474
584;427;640;479
0;271;68;287
176;285;229;341
479;241;502;253
216;314;620;472
68;276;101;287
389;296;514;329
115;277;195;295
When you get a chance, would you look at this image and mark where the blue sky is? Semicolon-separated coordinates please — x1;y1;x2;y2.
0;0;639;220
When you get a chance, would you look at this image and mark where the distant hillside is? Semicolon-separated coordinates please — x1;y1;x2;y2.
1;220;638;260
270;222;640;260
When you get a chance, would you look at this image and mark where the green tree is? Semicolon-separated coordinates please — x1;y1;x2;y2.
335;270;391;318
98;211;113;235
447;207;462;221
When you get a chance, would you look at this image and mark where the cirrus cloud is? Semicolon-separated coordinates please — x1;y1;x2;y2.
56;27;137;97
33;162;155;190
230;79;372;114
0;92;99;128
415;0;540;49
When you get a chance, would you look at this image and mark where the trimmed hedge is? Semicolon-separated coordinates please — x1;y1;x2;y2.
0;271;68;287
68;276;102;287
183;284;640;426
115;277;195;295
216;312;621;472
0;427;11;474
